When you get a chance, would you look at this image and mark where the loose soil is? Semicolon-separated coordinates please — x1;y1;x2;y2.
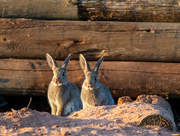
0;96;180;136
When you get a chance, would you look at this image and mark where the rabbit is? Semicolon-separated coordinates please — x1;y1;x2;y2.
46;53;82;116
79;54;114;109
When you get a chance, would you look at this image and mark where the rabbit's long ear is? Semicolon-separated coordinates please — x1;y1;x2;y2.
46;53;59;70
61;54;71;70
93;56;104;74
79;54;91;73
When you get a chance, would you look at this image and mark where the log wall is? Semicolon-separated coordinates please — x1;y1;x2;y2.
1;19;180;62
1;59;180;99
0;0;78;20
80;0;180;22
0;18;180;98
1;0;180;22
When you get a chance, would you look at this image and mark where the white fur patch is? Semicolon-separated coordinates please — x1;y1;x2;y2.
82;85;100;90
51;81;68;86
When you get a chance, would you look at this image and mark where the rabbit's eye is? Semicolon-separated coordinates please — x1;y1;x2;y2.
62;72;65;76
94;76;97;81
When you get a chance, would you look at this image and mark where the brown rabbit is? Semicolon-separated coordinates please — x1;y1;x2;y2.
46;53;82;116
79;54;114;109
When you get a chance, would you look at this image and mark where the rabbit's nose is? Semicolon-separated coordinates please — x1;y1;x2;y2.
87;84;93;88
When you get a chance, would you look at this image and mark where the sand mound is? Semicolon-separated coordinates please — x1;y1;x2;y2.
0;102;180;135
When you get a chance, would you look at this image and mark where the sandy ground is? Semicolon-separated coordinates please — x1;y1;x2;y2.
0;102;180;136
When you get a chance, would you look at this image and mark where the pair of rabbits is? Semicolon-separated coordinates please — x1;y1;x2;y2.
46;53;114;116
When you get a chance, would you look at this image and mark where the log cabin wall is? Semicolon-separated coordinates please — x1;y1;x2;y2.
0;0;180;22
0;0;180;99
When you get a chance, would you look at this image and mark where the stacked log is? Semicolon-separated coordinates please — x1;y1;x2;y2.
1;58;180;98
0;1;178;131
1;19;180;62
0;0;78;20
80;0;180;22
0;0;180;98
0;0;180;22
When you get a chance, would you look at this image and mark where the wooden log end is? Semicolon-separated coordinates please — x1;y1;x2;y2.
117;96;133;105
139;114;173;131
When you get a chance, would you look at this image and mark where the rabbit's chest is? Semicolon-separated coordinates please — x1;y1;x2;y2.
48;85;68;100
82;89;100;104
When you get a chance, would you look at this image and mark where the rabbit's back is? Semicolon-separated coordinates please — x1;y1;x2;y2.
99;84;115;105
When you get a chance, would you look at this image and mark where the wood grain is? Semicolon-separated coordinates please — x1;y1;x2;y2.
0;0;78;20
80;0;180;22
1;59;180;98
0;0;180;22
1;19;180;62
136;95;175;130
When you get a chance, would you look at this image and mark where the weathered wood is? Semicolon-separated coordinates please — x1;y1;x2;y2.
0;0;180;22
118;95;176;130
0;0;78;20
1;19;180;62
80;0;180;22
139;114;174;131
1;59;180;99
136;95;175;130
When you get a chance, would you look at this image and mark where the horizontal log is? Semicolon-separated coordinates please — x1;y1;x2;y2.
0;0;78;20
137;95;176;131
0;0;180;22
1;19;180;62
1;59;180;99
80;0;180;22
118;95;176;130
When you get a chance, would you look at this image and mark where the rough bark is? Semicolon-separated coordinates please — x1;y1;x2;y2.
1;59;180;99
0;0;180;22
1;19;180;62
80;0;180;22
